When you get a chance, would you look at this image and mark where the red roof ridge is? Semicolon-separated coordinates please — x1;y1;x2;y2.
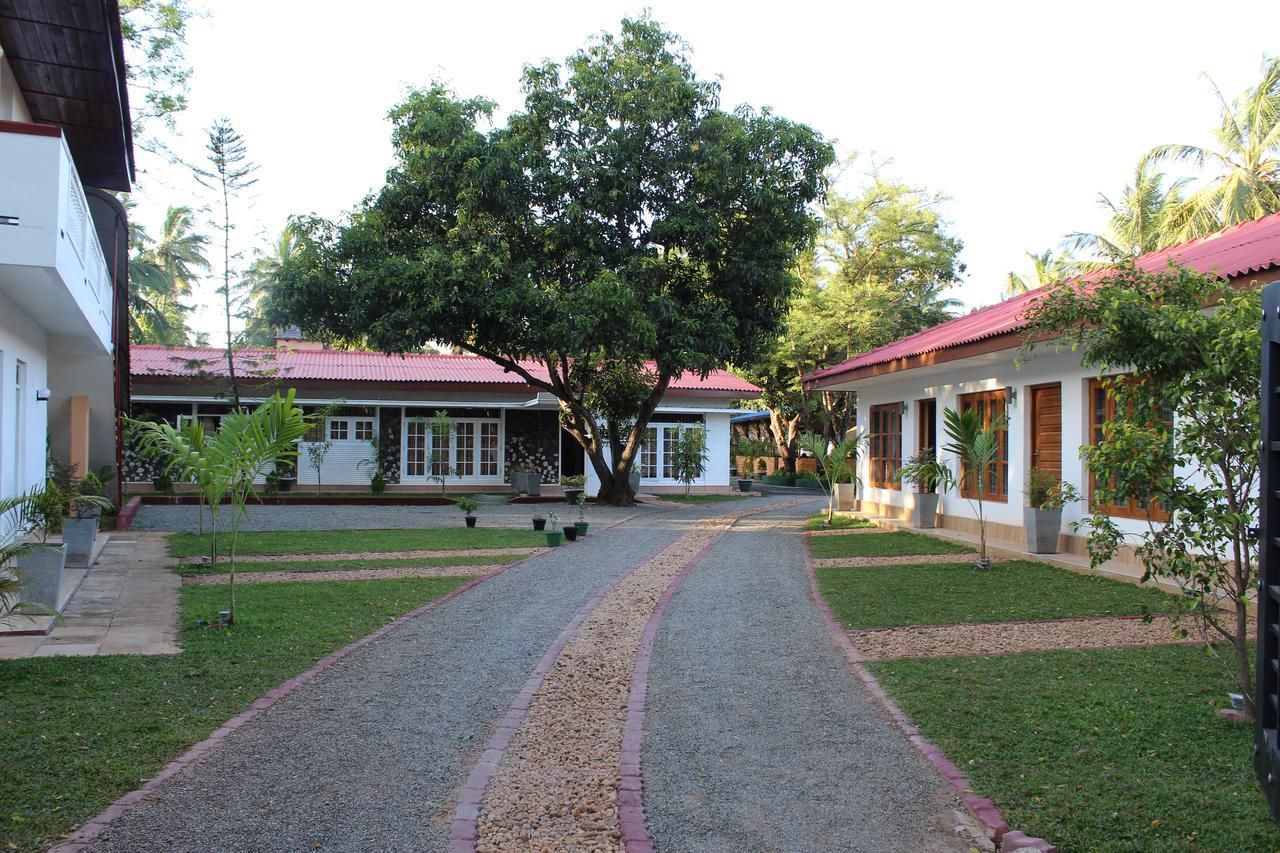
805;209;1280;385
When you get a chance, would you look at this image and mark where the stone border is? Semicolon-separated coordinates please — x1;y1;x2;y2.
49;549;544;853
801;533;1058;853
804;525;882;537
445;538;675;852
178;547;539;565
115;495;143;531
812;552;976;568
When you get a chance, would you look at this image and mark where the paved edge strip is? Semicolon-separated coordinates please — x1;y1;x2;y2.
801;532;1059;853
115;496;143;531
49;549;546;853
849;612;1156;634
619;498;813;853
446;535;675;852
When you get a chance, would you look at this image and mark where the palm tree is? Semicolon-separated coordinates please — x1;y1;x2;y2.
148;205;211;303
1063;163;1190;262
1144;57;1280;242
1003;249;1077;298
125;211;179;344
239;224;301;346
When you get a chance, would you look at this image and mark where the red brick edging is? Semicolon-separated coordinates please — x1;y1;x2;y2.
115;496;143;531
802;534;1058;853
50;555;540;852
445;537;675;852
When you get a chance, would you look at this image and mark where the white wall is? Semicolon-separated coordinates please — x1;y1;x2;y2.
584;407;735;492
296;439;376;488
851;345;1158;538
0;288;50;501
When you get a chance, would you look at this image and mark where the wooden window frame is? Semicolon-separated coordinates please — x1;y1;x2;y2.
957;389;1009;502
916;398;937;456
868;403;903;490
1087;377;1171;522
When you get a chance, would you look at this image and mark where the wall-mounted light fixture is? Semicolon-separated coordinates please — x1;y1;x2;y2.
900;401;909;416
1007;387;1017;406
35;388;51;402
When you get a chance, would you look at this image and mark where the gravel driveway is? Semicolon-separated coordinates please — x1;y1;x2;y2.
641;499;973;851
92;511;689;852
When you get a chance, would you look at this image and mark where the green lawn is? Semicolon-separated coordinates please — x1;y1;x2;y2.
808;530;972;559
167;527;546;558
803;514;877;531
817;559;1174;628
176;553;519;576
656;494;748;504
0;577;468;851
873;646;1279;852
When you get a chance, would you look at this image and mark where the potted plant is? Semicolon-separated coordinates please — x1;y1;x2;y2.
798;433;864;525
561;474;586;505
63;472;113;566
152;470;174;493
895;448;952;530
510;464;542;496
1023;469;1078;554
738;438;770;492
13;484;108;609
275;459;296;492
574;493;588;536
942;406;1006;571
545;511;563;546
532;512;547;531
358;437;388;494
456;495;479;528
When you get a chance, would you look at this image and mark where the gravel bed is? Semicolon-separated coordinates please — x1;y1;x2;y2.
181;564;502;586
90;514;690;852
179;547;538;565
475;503;798;851
88;496;809;852
643;500;977;852
812;552;978;568
850;615;1219;661
133;501;650;533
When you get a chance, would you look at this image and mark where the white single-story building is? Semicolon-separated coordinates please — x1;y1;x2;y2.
127;344;761;493
806;212;1280;559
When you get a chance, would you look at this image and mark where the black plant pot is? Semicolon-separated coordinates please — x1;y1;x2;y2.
564;488;585;505
465;516;477;528
277;476;296;493
562;525;578;542
533;518;547;531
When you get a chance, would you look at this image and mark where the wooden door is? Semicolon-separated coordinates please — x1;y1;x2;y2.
1029;383;1062;479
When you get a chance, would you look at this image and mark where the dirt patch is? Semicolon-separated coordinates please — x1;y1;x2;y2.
178;547;538;565
181;564;501;586
849;615;1227;660
813;552;976;569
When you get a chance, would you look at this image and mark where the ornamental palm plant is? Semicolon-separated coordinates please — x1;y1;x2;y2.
942;406;1006;570
131;391;310;624
799;431;865;525
1144;57;1280;242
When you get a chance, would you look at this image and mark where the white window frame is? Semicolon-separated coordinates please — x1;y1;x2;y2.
402;413;504;482
642;422;706;484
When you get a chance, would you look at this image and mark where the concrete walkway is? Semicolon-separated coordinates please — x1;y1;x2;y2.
72;497;976;851
0;534;179;659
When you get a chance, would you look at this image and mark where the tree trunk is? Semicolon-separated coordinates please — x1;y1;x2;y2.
768;409;801;474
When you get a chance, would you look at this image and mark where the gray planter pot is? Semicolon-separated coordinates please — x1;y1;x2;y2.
1024;507;1062;554
628;471;641;494
510;472;541;496
63;517;99;566
834;483;856;511
16;544;68;609
912;492;939;529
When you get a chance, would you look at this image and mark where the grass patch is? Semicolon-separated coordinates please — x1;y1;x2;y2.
802;514;877;531
177;553;519;576
872;645;1279;851
817;559;1173;628
808;530;971;559
655;494;748;504
0;576;469;851
167;527;545;558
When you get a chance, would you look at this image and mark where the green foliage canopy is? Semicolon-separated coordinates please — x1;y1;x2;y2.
270;17;833;502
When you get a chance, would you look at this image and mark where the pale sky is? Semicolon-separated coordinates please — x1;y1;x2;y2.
131;0;1280;344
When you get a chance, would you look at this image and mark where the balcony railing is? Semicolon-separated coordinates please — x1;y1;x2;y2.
0;120;115;353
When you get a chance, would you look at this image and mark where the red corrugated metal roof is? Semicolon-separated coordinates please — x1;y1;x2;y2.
806;210;1280;385
130;346;761;394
